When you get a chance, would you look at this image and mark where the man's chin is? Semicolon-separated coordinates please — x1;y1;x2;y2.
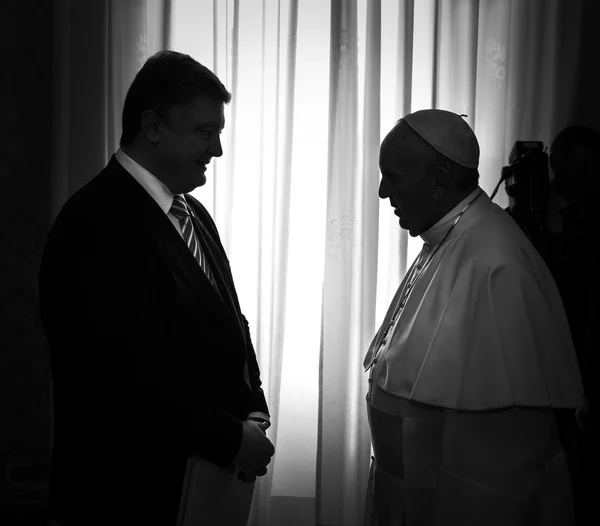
189;166;207;189
175;176;206;195
195;173;207;187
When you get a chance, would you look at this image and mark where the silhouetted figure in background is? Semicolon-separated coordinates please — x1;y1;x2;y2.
548;124;600;526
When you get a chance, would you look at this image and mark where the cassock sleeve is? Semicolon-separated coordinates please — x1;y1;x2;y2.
430;406;573;526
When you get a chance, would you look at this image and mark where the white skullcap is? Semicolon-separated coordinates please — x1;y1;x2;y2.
402;109;480;169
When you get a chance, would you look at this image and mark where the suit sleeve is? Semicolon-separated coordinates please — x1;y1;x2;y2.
39;205;243;468
242;315;270;417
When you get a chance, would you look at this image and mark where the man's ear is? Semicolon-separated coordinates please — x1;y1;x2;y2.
432;166;450;201
140;110;162;145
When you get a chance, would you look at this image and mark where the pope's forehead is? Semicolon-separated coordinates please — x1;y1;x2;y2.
380;126;421;164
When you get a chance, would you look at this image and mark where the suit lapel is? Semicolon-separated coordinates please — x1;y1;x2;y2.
147;208;224;308
184;197;252;389
188;206;247;342
106;157;244;339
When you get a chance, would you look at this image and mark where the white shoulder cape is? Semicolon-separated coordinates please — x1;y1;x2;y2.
364;193;585;411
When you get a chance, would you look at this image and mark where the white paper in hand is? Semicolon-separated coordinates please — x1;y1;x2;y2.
177;456;255;526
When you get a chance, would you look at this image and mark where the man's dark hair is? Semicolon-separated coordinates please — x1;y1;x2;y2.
120;50;232;147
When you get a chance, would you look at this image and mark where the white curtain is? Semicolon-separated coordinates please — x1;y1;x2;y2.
51;1;585;525
50;0;169;219
171;2;583;525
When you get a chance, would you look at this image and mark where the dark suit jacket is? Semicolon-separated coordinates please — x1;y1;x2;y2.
38;156;269;525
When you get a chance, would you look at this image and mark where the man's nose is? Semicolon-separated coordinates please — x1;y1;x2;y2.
210;135;223;158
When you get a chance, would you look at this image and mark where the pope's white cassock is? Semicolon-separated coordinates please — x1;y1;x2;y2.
363;187;585;525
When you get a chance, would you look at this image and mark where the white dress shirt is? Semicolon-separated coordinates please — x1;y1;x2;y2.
115;148;186;239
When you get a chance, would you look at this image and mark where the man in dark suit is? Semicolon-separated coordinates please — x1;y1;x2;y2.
39;50;274;525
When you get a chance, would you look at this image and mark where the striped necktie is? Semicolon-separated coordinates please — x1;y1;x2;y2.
169;195;219;292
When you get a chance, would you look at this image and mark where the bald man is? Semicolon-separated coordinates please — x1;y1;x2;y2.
363;110;585;525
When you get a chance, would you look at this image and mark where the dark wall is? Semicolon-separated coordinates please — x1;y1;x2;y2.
0;0;54;523
573;0;600;129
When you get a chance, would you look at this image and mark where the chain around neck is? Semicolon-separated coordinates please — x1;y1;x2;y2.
390;189;484;322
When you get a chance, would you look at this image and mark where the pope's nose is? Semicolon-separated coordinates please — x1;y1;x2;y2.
379;180;390;199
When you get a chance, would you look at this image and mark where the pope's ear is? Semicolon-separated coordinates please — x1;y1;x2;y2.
432;166;451;200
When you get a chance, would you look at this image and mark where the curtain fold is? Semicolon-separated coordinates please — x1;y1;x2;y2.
50;1;589;524
50;0;170;221
246;1;299;523
50;0;72;222
106;0;170;160
318;0;367;522
359;0;381;369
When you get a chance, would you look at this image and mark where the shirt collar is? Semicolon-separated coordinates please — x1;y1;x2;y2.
115;148;176;214
420;187;482;245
